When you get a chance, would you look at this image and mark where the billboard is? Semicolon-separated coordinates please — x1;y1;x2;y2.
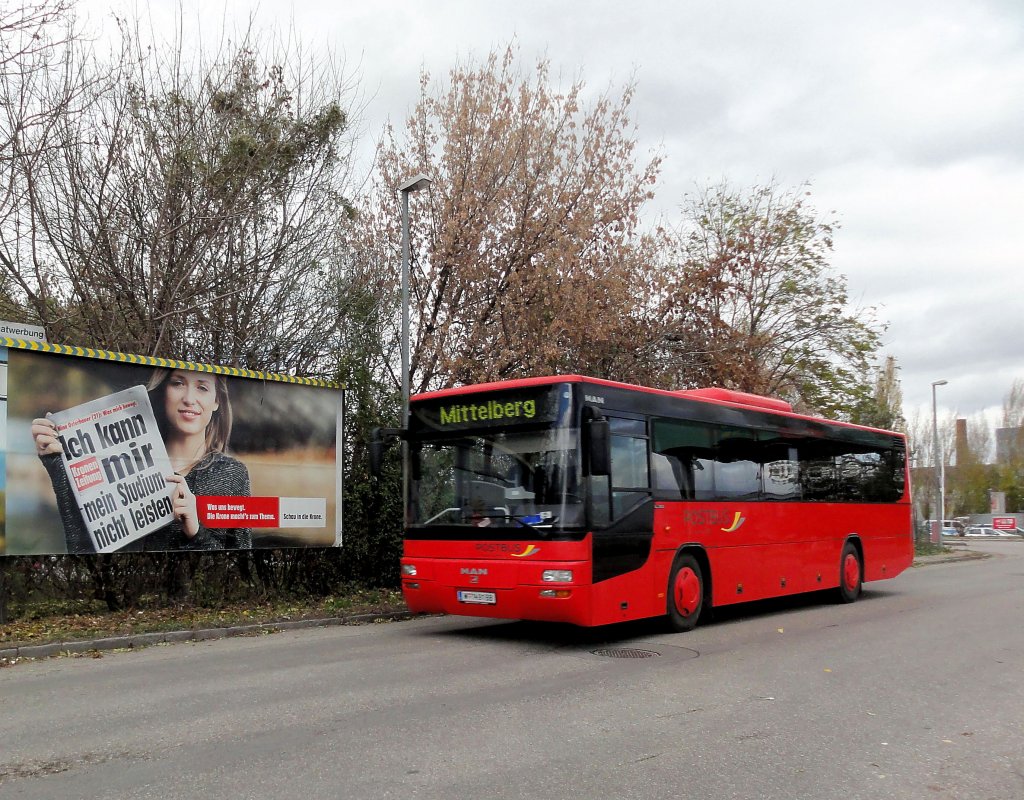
0;339;343;555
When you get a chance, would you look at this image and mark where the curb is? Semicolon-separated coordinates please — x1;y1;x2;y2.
0;609;416;665
912;551;989;567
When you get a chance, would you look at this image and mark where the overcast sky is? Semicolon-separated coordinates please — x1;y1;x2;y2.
85;0;1024;425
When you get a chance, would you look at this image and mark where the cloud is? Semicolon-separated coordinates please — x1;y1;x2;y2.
80;0;1024;421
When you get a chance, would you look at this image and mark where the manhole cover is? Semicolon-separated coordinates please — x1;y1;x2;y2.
590;647;660;659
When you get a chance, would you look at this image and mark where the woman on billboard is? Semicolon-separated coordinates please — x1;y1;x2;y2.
31;369;252;552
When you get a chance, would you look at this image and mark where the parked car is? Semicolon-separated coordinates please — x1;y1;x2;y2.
923;519;965;537
964;525;1019;537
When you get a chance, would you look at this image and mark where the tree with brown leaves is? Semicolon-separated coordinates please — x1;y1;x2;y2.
663;181;883;418
362;44;665;394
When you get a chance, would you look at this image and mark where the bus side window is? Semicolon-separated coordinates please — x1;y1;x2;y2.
760;439;801;501
712;430;760;500
610;432;649;518
651;417;714;500
589;473;611;527
588;417;650;520
651;452;687;499
611;434;647;486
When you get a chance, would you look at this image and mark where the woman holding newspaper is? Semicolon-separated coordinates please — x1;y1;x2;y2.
32;369;252;553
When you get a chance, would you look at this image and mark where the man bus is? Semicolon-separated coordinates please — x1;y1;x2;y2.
381;375;912;631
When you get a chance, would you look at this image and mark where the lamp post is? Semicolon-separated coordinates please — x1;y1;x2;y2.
931;379;948;544
399;173;432;427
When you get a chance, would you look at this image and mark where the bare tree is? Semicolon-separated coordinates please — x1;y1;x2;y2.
945;413;996;516
0;1;79;165
1001;379;1024;430
851;355;906;430
906;404;959;521
2;10;361;374
0;0;100;315
995;379;1024;510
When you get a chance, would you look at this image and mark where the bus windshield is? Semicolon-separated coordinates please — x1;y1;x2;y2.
410;428;584;531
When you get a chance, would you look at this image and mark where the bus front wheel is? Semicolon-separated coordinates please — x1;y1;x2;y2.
837;542;862;603
667;554;704;632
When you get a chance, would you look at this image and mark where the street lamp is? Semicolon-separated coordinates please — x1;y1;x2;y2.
931;379;948;544
399;173;432;427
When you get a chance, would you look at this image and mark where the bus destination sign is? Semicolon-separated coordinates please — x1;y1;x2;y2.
413;387;562;432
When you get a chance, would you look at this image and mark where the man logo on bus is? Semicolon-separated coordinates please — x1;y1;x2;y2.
721;512;746;533
511;545;541;558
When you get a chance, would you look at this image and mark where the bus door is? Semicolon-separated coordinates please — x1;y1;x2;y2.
588;413;656;618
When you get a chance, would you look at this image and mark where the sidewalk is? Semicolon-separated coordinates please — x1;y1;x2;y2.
912;548;989;567
0;548;990;665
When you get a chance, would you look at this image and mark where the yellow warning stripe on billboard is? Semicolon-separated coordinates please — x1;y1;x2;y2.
0;338;342;388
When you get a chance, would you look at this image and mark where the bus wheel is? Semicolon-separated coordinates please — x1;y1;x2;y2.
837;542;862;603
667;554;704;632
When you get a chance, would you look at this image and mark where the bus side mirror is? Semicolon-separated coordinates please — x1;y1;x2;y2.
587;418;610;476
369;438;385;478
410;444;422;481
369;427;405;478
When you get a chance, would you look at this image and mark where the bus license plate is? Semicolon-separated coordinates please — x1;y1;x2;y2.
457;590;496;605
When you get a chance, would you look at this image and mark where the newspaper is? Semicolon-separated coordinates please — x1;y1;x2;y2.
49;385;174;553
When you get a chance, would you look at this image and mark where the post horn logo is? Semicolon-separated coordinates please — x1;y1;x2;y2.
721;512;746;533
511;545;541;558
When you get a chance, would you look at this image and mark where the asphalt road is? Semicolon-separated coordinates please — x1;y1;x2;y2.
2;541;1022;800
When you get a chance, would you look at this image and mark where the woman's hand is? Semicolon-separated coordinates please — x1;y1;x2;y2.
165;474;200;538
31;417;62;456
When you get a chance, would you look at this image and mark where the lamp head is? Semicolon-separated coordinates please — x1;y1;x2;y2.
399;173;433;193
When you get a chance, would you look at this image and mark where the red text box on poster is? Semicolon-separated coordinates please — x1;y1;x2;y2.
992;516;1017;530
198;496;280;528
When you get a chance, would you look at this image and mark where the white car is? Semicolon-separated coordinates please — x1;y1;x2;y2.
923;519;964;537
964;525;1019;537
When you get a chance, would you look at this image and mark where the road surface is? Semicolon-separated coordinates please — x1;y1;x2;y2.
2;541;1022;799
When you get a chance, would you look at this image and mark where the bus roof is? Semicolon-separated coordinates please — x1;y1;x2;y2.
411;375;905;439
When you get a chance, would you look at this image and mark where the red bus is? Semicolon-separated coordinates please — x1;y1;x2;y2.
394;375;912;631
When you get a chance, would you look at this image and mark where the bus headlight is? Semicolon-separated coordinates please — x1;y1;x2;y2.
542;569;573;583
401;564;417;577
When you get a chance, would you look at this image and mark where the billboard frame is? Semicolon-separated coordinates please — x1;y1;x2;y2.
1;337;345;555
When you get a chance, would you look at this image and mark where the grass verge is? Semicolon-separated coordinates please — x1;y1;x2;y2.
1;589;407;649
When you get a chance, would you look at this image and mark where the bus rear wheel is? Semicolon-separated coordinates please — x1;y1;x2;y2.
667;554;704;632
837;542;862;603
